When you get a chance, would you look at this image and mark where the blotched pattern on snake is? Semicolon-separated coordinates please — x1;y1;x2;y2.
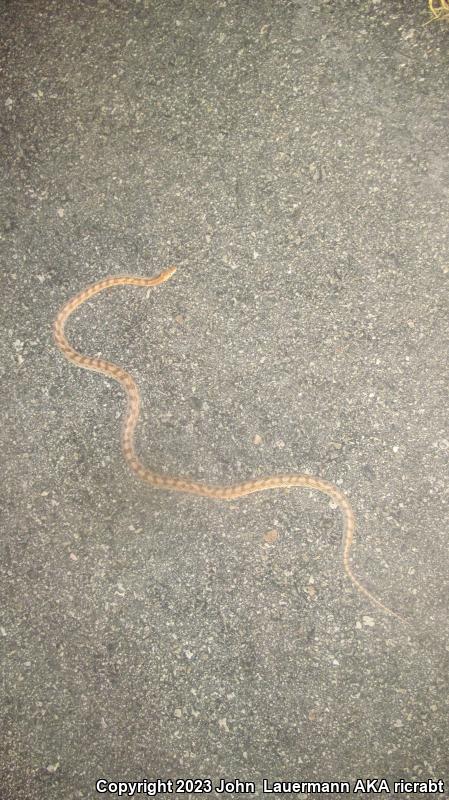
53;267;404;623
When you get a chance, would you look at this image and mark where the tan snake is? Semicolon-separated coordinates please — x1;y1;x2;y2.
53;267;405;624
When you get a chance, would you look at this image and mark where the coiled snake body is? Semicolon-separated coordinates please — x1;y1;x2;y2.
53;267;404;623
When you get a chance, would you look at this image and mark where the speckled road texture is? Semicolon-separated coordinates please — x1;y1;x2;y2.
1;1;448;799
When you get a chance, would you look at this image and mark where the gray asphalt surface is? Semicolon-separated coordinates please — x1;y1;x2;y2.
1;1;449;798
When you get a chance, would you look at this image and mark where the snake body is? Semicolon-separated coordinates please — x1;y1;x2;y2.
53;267;404;623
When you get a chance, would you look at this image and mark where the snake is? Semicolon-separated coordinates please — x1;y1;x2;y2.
53;267;405;624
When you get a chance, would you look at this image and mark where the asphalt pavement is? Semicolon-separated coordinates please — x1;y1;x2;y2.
1;1;448;798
